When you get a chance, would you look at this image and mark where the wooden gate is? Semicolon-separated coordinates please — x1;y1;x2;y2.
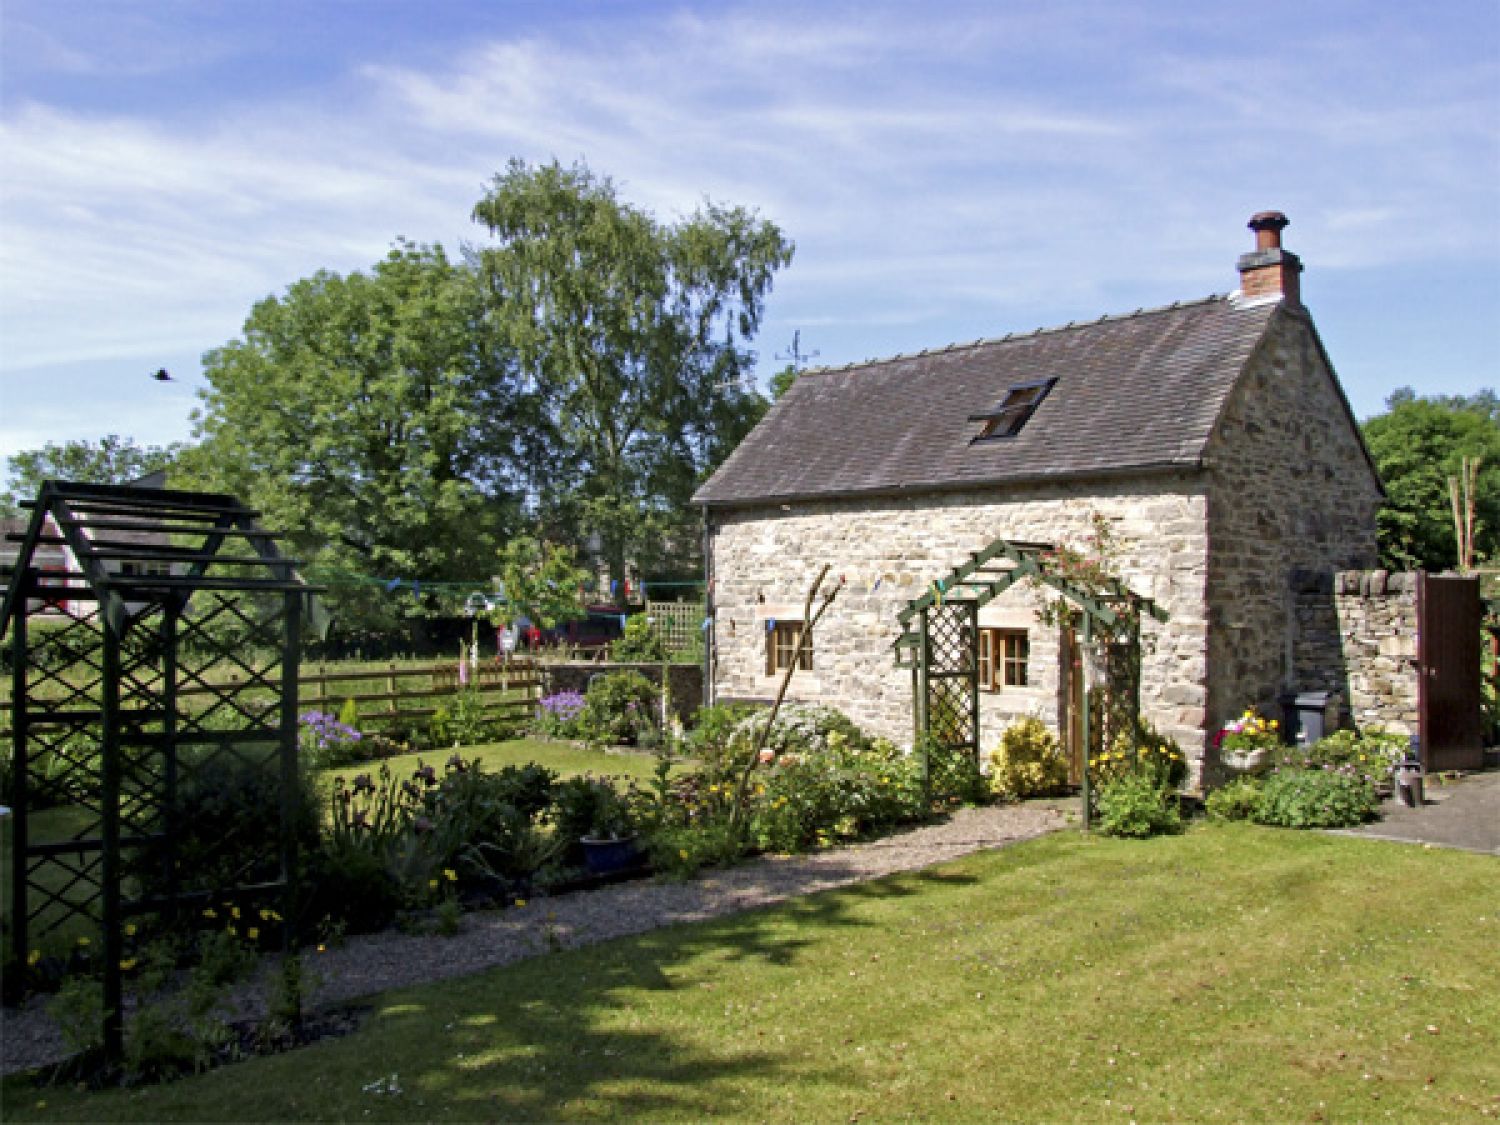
1417;572;1483;771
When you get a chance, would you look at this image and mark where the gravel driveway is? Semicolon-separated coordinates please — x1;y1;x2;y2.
1;801;1067;1077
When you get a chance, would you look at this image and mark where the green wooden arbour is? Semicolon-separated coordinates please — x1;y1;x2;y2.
1;481;326;1061
891;535;1167;827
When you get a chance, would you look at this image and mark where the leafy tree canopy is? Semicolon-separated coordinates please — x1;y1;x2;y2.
183;240;522;632
471;158;791;584
1;434;186;517
492;535;589;631
768;363;799;400
1361;388;1500;570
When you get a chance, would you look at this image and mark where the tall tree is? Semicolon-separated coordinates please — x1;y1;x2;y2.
471;159;791;583
1;434;186;516
1362;388;1500;571
184;240;523;632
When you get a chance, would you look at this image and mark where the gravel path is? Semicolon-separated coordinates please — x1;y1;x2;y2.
0;802;1067;1077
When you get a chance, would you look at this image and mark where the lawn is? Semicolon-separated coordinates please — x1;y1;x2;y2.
5;824;1496;1122
355;737;672;785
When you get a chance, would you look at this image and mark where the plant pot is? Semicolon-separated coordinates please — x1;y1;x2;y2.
580;835;642;876
1223;747;1271;774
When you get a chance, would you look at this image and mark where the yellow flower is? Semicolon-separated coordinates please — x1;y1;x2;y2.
443;868;458;882
231;906;242;920
27;949;41;967
119;958;137;972
76;936;91;947
679;849;690;860
428;878;439;890
247;927;259;941
515;899;527;908
203;908;218;919
125;923;137;937
1269;720;1279;730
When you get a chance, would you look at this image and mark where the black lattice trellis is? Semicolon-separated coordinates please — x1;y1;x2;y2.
2;481;324;1062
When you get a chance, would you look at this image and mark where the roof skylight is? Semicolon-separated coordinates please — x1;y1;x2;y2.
968;378;1056;441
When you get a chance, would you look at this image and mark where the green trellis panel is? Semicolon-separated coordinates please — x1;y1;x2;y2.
1;481;324;1062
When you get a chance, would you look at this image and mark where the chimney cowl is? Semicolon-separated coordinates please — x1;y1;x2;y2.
1247;210;1290;250
1237;211;1302;307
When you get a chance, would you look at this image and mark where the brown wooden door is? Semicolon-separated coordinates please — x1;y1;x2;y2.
1417;573;1483;771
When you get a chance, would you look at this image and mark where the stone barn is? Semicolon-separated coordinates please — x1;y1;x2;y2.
693;213;1386;781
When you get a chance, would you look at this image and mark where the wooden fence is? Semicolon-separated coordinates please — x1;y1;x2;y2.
0;657;546;738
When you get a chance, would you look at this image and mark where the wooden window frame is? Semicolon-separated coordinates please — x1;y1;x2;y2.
766;620;813;674
978;627;1028;691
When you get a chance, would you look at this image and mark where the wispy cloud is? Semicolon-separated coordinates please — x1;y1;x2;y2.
1;0;1495;462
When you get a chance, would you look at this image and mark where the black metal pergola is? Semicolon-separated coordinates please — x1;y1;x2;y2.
1;481;325;1059
892;535;1166;826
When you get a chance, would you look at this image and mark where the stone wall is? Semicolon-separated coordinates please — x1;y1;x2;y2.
1202;306;1383;732
540;662;704;723
1293;570;1419;734
705;476;1213;761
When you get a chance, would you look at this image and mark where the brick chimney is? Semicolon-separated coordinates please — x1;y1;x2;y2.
1237;210;1302;306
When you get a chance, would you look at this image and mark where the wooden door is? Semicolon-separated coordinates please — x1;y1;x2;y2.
1417;572;1483;771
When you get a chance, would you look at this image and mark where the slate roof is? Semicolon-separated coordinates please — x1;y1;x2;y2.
694;294;1282;508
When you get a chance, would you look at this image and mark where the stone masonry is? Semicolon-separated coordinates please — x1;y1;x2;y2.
1202;305;1382;737
707;477;1211;761
1293;570;1420;734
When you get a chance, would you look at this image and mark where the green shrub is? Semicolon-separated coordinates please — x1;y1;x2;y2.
924;738;990;807
551;776;635;867
1274;728;1406;788
1095;773;1181;838
1091;720;1188;792
611;614;667;662
1253;768;1378;829
1205;777;1264;822
987;717;1068;800
734;703;870;760
428;688;504;749
683;701;761;764
128;749;322;903
302;764;423;932
534;691;588;739
299;709;366;768
418;759;559;879
750;733;927;853
582;671;660;746
646;819;741;879
303;840;404;934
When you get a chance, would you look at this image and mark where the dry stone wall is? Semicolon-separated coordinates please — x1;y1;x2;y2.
1293;570;1419;734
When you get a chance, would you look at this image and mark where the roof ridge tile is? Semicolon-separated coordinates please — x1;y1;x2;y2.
804;293;1229;377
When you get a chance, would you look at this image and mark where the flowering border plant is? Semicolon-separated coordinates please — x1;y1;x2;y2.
1215;709;1282;755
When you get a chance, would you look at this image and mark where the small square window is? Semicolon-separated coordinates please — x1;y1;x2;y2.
969;378;1057;441
978;628;1029;690
766;621;813;674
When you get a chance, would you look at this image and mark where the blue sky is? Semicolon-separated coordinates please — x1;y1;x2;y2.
2;0;1497;468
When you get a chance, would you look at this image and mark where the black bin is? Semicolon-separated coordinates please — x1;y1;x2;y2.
1280;690;1336;746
